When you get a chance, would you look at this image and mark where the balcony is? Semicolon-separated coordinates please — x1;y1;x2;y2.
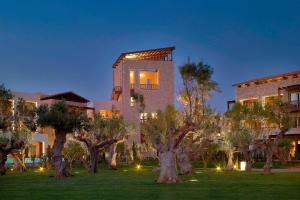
139;84;158;90
287;100;300;112
111;86;122;101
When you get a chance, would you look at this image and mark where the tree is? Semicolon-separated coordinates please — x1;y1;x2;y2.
62;140;86;170
219;118;237;171
225;103;260;171
0;84;33;175
36;101;84;178
261;100;291;174
225;99;291;173
178;62;219;172
75;114;130;173
278;138;291;165
142;105;195;183
11;98;36;172
178;62;219;122
104;115;130;170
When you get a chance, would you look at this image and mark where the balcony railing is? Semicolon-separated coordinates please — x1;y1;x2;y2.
287;100;300;112
139;84;158;90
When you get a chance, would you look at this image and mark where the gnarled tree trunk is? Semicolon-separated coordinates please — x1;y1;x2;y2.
0;151;8;175
11;152;27;172
176;146;192;175
241;146;253;172
108;143;117;169
158;150;180;183
263;139;277;175
52;132;70;178
226;149;234;171
88;145;98;174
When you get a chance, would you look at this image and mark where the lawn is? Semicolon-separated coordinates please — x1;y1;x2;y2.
1;166;300;200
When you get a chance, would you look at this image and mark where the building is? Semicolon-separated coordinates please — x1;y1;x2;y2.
95;47;175;143
10;91;94;157
5;47;175;157
229;70;300;160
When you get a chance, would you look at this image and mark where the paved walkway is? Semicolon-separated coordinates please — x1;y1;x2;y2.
253;168;300;172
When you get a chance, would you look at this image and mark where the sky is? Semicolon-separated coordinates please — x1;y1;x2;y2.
0;0;299;113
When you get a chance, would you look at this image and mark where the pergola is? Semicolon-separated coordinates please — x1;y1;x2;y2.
112;46;175;68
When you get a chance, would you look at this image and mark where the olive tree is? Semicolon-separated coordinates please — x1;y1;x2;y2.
36;101;84;178
75;114;130;173
142;105;195;183
0;84;33;175
62;140;86;170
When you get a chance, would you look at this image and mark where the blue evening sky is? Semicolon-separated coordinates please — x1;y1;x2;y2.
0;0;299;112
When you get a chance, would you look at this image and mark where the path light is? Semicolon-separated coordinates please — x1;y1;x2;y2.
10;168;14;172
136;164;141;170
39;166;44;172
240;161;246;171
233;164;238;170
188;179;198;182
216;166;222;172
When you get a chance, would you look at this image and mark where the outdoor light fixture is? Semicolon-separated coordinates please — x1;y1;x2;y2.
125;54;137;59
39;167;44;172
216;166;221;172
233;164;238;170
139;73;144;78
240;161;246;171
188;179;198;182
136;164;141;170
10;168;14;172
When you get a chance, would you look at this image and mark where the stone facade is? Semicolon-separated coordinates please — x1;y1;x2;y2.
236;76;300;103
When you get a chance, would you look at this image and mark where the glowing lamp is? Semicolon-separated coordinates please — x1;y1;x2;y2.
216;166;221;172
10;168;14;172
233;164;238;170
240;161;246;171
39;167;44;172
136;164;141;170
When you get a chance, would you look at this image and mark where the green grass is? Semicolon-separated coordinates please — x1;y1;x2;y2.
1;166;300;200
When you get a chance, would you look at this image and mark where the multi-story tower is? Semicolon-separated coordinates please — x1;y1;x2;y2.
229;70;300;160
95;47;175;143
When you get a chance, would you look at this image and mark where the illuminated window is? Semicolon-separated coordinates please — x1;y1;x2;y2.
264;96;279;107
140;112;157;122
139;70;159;89
151;112;157;118
130;71;135;89
130;97;135;107
140;113;147;122
241;99;258;108
99;110;120;118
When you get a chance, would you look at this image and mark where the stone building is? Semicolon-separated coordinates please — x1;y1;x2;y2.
94;47;175;143
229;70;300;160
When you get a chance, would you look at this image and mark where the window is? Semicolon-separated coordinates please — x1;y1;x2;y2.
130;97;135;107
130;71;135;89
241;99;258;108
140;112;157;122
151;112;157;118
292;117;300;128
99;110;120;118
264;96;279;108
140;113;147;123
290;92;300;105
139;70;159;89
